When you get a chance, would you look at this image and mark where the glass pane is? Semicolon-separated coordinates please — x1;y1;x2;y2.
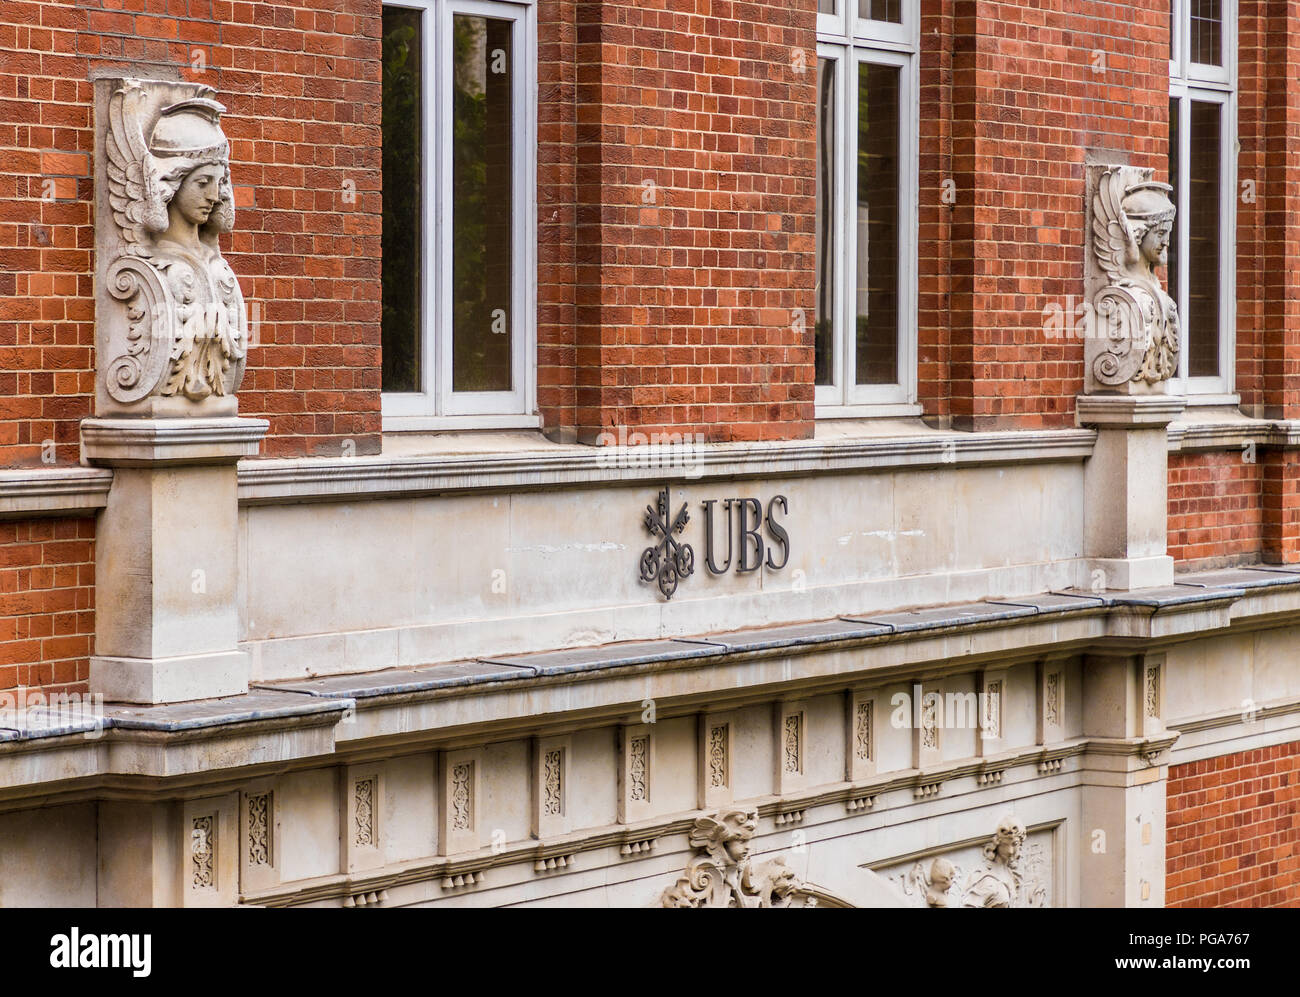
818;0;837;13
453;14;513;393
381;6;422;393
1189;0;1222;66
1167;97;1179;313
1188;100;1221;378
859;0;902;23
815;57;835;387
855;62;900;386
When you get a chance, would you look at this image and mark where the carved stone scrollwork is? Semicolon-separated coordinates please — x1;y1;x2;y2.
1086;164;1179;392
96;77;248;413
660;808;852;908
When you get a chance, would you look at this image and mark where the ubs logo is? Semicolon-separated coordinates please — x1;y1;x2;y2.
639;486;791;601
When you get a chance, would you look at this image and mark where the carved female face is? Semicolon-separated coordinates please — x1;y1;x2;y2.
724;835;751;864
1140;220;1172;268
170;164;225;227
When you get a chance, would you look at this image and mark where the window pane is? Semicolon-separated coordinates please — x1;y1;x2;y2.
1188;100;1221;377
859;0;902;23
1168;97;1179;313
1189;0;1222;66
818;0;837;13
815;57;835;387
452;15;513;393
381;6;423;393
855;62;900;386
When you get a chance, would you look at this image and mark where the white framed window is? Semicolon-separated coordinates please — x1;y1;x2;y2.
1169;0;1237;401
815;1;919;416
381;0;537;430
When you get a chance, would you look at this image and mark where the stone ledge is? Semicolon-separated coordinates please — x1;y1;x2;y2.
1076;393;1186;429
0;466;114;520
81;416;268;467
235;428;1098;505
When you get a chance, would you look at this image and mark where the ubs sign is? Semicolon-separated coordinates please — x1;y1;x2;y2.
639;485;790;600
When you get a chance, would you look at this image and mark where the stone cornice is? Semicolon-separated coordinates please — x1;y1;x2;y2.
235;428;1098;505
81;416;268;467
0;466;114;520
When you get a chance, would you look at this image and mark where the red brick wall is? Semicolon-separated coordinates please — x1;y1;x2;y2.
921;0;1170;431
1168;450;1265;567
0;0;384;463
0;518;94;698
1167;741;1300;908
550;0;818;444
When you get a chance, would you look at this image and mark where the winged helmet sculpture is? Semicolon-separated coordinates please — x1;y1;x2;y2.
1088;166;1179;387
98;78;247;406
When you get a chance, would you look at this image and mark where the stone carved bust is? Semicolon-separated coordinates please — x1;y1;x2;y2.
1088;165;1179;389
99;78;247;409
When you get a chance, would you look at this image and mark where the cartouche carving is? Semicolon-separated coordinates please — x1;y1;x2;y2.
100;78;247;407
1088;165;1179;389
661;808;806;908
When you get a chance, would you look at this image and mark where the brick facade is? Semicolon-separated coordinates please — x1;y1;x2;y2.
1167;741;1300;908
0;517;94;699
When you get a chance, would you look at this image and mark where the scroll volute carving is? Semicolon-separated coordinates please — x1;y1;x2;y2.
1085;164;1179;393
95;77;247;415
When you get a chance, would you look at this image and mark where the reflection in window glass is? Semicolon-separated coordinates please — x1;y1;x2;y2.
818;0;837;13
859;0;901;23
381;7;422;393
816;58;836;386
1189;0;1222;66
1188;100;1220;377
1167;98;1179;312
452;15;513;392
855;62;899;386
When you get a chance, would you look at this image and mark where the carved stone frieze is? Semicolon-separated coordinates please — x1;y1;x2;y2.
95;77;248;414
883;815;1053;909
1085;164;1179;392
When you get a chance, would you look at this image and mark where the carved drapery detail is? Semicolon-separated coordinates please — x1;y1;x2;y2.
1045;673;1060;727
191;815;215;888
1086;164;1179;390
247;793;270;866
629;736;649;802
451;763;473;830
97;77;248;410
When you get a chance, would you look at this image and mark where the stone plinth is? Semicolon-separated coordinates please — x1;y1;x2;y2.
1078;395;1185;591
83;417;266;704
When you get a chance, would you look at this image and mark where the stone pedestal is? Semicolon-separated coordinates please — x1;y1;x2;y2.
1078;395;1184;591
83;418;266;704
